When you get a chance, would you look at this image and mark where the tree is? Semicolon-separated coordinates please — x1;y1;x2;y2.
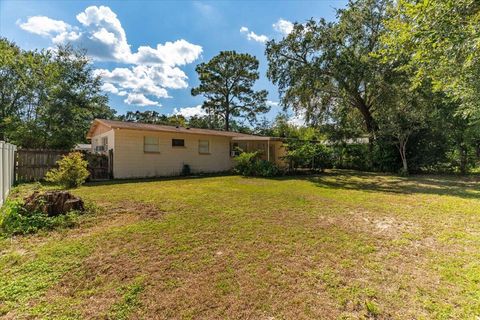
382;0;480;118
0;38;47;141
191;51;269;131
0;39;115;149
266;0;392;138
377;83;429;174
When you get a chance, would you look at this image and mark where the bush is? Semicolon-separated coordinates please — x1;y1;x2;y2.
234;152;280;177
45;152;90;188
0;199;78;236
283;142;333;171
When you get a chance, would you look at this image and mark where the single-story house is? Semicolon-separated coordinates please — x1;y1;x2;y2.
87;119;286;179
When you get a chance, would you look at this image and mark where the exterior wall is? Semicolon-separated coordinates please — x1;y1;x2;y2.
91;129;115;154
113;129;233;178
272;141;288;167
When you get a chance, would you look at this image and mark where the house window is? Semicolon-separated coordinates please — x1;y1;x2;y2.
199;140;209;154
231;142;247;156
172;139;185;147
144;136;159;152
101;136;108;150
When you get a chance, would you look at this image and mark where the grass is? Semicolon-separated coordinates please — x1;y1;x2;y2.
0;170;479;319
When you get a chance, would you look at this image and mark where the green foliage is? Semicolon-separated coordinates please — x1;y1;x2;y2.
381;0;480;118
266;0;391;135
365;300;381;317
192;51;269;131
283;142;332;171
234;152;280;177
0;200;78;236
108;277;145;320
45;152;90;188
0;38;115;148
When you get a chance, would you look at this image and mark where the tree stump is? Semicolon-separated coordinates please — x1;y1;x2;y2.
23;191;84;216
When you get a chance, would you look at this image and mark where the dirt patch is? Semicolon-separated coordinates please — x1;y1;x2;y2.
20;200;166;319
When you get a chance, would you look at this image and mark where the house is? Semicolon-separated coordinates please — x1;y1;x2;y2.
86;119;286;179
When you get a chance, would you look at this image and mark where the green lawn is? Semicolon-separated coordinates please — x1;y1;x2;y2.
1;170;480;319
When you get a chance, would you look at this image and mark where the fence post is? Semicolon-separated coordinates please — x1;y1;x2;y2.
0;142;18;206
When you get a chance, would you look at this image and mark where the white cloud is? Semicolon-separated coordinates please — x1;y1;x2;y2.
273;19;294;35
288;111;306;126
100;82;119;94
267;100;279;107
173;105;206;118
72;6;134;62
132;40;202;66
124;93;160;106
19;6;203;107
240;26;268;43
18;16;71;37
94;66;171;100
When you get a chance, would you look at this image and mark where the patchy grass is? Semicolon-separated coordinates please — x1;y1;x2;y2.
0;170;479;319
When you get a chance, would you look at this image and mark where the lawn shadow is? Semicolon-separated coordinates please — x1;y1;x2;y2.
273;170;480;200
84;172;234;187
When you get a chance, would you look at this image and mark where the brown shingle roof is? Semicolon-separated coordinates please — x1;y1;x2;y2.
87;119;272;139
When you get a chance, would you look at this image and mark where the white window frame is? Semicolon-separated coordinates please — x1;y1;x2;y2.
198;139;210;154
144;136;160;153
101;136;108;150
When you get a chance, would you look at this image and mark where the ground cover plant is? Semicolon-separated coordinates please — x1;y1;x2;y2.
0;171;479;319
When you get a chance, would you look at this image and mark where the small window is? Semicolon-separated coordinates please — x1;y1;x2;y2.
144;136;159;152
199;140;209;154
101;136;108;150
172;139;185;147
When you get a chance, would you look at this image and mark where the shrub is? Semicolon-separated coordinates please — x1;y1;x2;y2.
283;142;333;171
234;152;259;176
45;152;90;188
0;199;78;236
254;160;280;177
234;152;280;177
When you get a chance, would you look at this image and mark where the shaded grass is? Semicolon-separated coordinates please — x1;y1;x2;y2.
0;170;479;319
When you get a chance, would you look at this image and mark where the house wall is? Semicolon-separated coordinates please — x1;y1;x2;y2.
112;129;233;178
91;128;115;153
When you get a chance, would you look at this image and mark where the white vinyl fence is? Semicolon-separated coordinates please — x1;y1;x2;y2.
0;142;17;206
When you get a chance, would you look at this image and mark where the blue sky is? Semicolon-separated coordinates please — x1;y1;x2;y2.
0;0;347;120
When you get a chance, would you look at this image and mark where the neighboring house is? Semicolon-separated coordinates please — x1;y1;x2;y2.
87;119;286;179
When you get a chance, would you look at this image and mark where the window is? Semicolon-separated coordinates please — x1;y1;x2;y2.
172;139;185;147
144;136;159;152
199;140;209;154
231;142;247;156
101;136;108;150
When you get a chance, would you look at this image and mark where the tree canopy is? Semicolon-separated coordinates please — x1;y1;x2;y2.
382;0;480;119
0;38;115;149
266;0;391;135
191;51;269;131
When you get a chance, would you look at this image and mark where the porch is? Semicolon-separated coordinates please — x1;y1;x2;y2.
231;136;286;166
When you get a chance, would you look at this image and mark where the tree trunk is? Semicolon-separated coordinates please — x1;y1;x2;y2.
458;144;468;175
355;98;378;136
400;147;408;173
225;111;230;131
398;137;408;175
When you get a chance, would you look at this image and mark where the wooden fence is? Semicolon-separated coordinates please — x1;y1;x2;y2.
16;149;112;182
0;142;17;206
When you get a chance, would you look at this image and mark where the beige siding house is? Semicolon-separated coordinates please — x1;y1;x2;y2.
87;119;286;179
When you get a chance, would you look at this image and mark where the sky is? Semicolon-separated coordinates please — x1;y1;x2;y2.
0;0;347;121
